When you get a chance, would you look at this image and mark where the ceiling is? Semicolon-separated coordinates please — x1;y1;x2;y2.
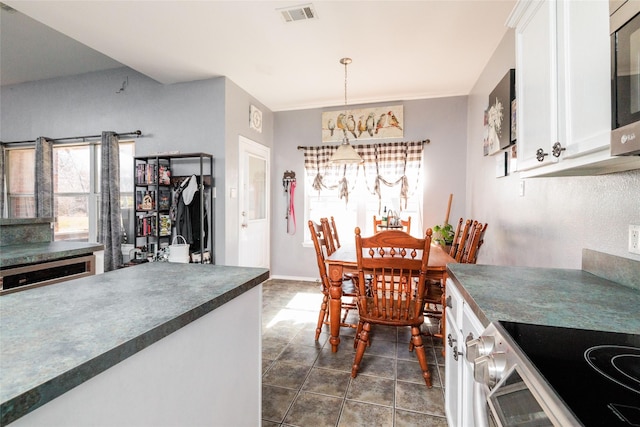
0;1;516;112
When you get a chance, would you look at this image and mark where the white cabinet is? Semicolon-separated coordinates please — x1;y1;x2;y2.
508;0;640;177
445;278;485;427
444;278;463;426
460;302;485;426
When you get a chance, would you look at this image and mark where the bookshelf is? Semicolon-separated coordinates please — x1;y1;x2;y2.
133;153;214;263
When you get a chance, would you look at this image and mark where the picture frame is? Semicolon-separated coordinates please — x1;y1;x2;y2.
322;105;403;142
485;69;515;156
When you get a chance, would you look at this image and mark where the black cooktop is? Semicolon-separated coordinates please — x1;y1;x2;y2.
500;321;640;427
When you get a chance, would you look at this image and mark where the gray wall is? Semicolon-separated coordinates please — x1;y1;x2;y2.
466;29;640;267
222;79;273;265
271;97;469;279
0;67;275;265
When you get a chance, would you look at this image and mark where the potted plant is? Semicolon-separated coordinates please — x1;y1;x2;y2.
433;222;455;250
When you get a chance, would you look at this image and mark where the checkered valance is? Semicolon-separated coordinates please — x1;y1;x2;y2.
299;140;425;208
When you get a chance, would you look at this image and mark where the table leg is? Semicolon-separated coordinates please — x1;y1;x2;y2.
326;263;344;352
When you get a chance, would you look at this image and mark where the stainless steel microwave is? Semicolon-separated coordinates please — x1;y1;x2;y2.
611;0;640;155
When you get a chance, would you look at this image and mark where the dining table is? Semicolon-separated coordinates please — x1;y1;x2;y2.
324;242;456;352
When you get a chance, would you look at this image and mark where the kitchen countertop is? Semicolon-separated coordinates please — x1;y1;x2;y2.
0;262;270;425
0;241;104;269
446;263;640;335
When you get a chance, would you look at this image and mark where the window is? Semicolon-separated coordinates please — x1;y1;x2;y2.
5;141;134;242
302;141;424;244
305;176;423;243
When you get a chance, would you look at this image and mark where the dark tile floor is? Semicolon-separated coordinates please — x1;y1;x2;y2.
262;279;448;427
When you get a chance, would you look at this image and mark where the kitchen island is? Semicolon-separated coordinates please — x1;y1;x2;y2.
0;262;269;426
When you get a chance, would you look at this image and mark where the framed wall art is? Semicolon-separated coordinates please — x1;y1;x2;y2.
322;105;403;142
484;69;515;156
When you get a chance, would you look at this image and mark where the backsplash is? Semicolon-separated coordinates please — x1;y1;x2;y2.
582;249;640;291
0;218;53;246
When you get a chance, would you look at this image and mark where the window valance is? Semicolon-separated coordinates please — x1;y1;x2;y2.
299;140;426;209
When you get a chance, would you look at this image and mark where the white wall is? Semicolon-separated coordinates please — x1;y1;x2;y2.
466;29;640;267
271;97;469;279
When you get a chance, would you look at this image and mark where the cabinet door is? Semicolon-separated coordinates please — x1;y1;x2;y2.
461;303;486;427
444;278;464;426
515;0;559;171
557;0;611;158
444;311;463;427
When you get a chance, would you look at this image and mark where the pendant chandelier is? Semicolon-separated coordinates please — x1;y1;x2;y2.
330;57;363;164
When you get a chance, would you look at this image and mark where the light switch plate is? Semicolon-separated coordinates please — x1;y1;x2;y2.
630;224;640;254
519;180;525;197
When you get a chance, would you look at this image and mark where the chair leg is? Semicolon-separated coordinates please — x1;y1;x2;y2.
411;326;433;388
351;322;370;378
315;294;329;341
353;320;364;349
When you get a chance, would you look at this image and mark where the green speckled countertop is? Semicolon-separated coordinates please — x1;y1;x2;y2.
0;262;269;425
0;242;104;268
446;264;640;335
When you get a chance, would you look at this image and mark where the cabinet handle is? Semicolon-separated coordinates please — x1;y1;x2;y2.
446;295;452;309
552;142;566;158
535;148;548;162
453;345;463;361
447;333;456;348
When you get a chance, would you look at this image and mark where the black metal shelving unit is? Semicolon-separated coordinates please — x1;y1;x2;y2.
133;152;214;263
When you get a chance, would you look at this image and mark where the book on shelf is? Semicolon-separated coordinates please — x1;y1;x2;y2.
159;214;171;236
136;163;159;185
158;190;171;211
136;214;157;237
159;164;171;185
136;190;155;211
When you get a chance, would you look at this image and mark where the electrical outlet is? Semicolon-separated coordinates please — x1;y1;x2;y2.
630;225;640;255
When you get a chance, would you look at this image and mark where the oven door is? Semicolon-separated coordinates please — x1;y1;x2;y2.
486;366;554;427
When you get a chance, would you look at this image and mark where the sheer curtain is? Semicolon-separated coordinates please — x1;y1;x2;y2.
0;145;5;217
35;137;53;218
100;131;122;271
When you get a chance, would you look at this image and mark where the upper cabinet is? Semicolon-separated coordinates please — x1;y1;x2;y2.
508;0;640;177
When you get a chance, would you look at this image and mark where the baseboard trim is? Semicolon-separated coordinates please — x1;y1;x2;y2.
269;274;318;283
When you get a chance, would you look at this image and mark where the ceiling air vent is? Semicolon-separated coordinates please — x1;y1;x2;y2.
278;4;317;23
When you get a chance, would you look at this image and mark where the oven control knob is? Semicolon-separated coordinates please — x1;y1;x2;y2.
474;352;507;388
465;335;495;363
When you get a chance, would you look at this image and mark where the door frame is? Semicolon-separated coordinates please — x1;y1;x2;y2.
238;135;271;268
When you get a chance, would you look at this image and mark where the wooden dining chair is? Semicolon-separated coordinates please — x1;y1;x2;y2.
450;219;473;262
401;216;411;234
424;219;487;343
372;215;383;233
352;227;434;388
330;216;341;249
320;217;341;254
460;222;487;264
320;218;337;255
308;220;358;341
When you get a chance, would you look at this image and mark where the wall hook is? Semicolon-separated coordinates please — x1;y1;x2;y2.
116;76;128;94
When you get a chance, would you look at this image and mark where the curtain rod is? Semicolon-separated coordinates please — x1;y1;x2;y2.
297;139;430;150
1;130;143;146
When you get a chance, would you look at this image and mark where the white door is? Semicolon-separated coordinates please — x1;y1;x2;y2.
238;136;270;268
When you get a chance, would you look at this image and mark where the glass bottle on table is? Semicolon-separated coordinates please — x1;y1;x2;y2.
382;206;387;227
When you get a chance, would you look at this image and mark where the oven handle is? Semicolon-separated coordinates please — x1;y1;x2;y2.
474;381;490;427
